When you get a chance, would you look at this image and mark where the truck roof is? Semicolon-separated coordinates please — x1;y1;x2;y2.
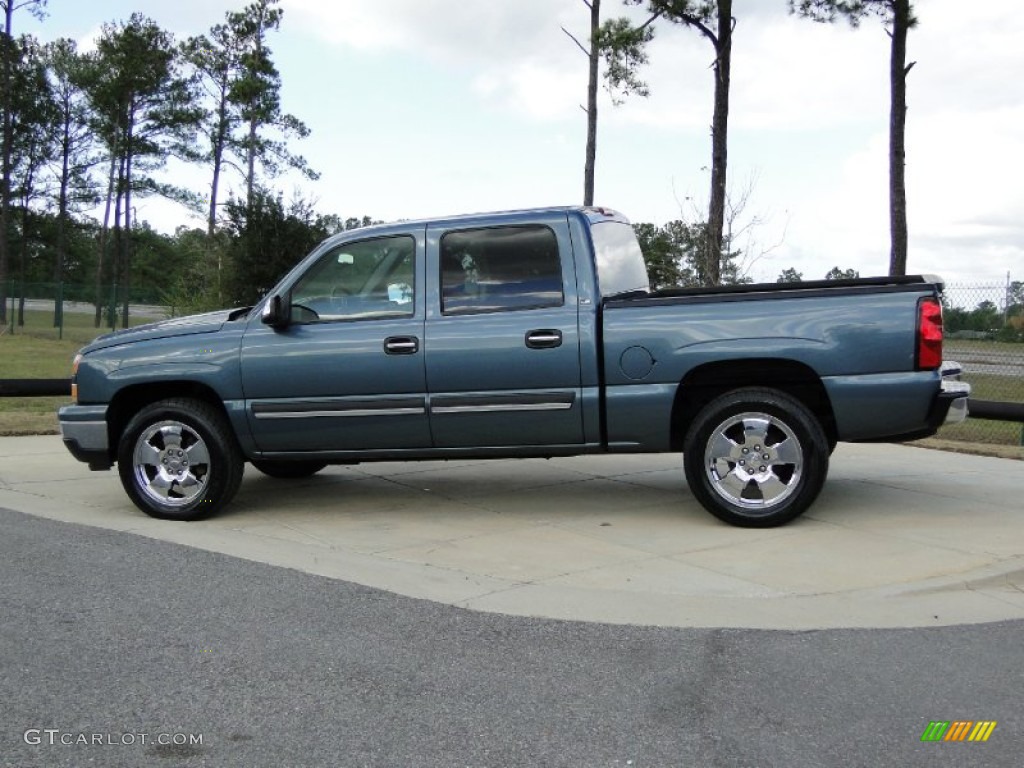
326;205;631;242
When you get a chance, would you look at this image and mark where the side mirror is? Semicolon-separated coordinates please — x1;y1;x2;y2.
261;294;290;329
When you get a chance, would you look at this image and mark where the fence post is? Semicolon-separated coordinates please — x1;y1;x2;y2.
56;281;64;341
108;281;117;330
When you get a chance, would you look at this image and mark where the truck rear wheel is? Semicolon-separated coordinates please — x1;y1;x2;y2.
117;398;244;521
683;388;829;528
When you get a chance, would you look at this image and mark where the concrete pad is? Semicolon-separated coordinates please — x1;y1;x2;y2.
675;519;994;594
1;435;1023;630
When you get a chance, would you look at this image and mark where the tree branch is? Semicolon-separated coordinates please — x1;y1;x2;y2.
681;13;718;47
561;26;591;57
905;60;916;76
637;10;663;33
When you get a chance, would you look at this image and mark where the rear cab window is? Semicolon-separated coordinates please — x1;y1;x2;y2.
590;220;651;298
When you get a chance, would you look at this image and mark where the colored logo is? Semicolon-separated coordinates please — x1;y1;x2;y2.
921;720;997;742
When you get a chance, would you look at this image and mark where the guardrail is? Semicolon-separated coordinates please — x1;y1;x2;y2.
0;379;71;397
968;399;1024;423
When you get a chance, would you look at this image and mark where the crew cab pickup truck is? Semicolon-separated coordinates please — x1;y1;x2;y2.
58;206;969;527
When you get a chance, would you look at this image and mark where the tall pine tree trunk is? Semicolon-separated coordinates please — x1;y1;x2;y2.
0;5;14;325
109;152;125;329
704;0;732;286
583;0;600;207
122;127;133;328
95;141;119;327
54;107;71;327
209;83;230;302
888;0;911;276
208;83;229;237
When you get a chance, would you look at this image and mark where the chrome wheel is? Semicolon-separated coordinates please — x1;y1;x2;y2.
119;398;244;521
684;388;828;528
704;412;802;510
132;421;212;508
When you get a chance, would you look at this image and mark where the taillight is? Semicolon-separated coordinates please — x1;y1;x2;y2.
917;298;943;370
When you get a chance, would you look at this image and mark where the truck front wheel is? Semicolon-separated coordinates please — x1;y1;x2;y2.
117;398;244;521
683;388;829;528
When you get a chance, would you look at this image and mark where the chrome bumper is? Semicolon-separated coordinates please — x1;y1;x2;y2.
939;360;970;426
58;405;111;470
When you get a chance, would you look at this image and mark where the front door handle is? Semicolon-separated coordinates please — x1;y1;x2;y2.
525;329;562;349
384;336;419;355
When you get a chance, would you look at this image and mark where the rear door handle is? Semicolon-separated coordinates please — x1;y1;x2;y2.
525;329;562;349
384;336;419;355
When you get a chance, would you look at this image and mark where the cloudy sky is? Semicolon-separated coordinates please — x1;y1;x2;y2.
20;0;1024;286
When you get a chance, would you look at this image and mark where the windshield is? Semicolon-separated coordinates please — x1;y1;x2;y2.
590;221;651;297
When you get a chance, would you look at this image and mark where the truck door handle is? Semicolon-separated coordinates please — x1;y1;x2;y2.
525;330;562;349
384;336;419;355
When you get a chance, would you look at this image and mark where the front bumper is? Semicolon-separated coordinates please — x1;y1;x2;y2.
58;404;112;470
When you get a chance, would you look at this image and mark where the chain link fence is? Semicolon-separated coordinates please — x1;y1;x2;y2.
2;279;1022;446
1;281;167;344
939;280;1024;446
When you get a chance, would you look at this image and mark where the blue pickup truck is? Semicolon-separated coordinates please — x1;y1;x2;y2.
58;207;969;527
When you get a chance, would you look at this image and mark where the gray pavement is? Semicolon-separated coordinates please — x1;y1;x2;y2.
2;508;1020;768
1;436;1022;631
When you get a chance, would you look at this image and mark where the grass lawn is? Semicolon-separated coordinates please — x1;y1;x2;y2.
0;334;80;435
0;308;155;434
929;372;1023;451
3;307;153;345
945;339;1024;359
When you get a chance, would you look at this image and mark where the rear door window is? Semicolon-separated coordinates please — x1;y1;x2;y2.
440;225;563;315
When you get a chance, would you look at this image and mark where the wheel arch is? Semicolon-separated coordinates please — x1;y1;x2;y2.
669;358;836;451
107;381;235;456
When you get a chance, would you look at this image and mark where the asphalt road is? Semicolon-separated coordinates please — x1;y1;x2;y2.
1;507;1019;768
953;349;1024;379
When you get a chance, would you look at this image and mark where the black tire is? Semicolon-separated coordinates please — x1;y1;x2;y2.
251;459;327;479
117;398;244;521
683;387;829;528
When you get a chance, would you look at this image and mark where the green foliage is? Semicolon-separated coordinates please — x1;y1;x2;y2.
633;221;694;288
92;14;202;178
160;228;227;316
789;0;918;29
633;219;749;290
595;17;653;104
777;267;803;283
223;189;341;306
0;2;319;329
945;298;1024;342
225;0;317;203
995;325;1023;343
824;266;860;280
44;38;102;217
